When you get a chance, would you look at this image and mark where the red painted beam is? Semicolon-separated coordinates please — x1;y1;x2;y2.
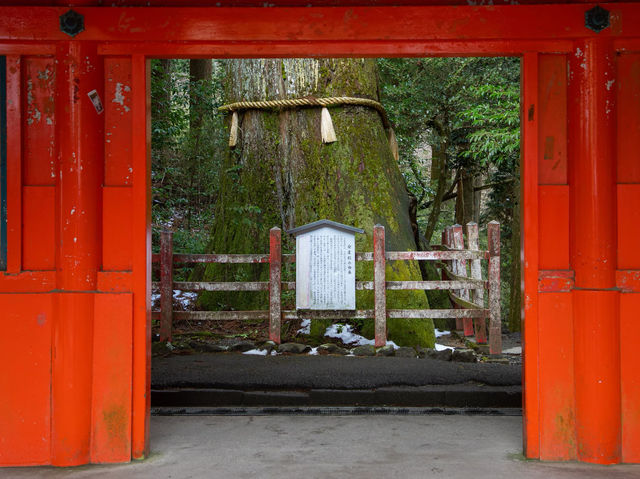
0;5;639;44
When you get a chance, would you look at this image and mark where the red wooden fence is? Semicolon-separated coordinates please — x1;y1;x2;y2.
152;222;501;354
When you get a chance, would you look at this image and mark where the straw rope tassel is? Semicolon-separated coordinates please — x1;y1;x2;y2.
320;107;337;143
386;127;399;162
228;111;239;147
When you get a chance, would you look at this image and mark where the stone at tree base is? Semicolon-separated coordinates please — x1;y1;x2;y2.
452;349;477;363
376;345;395;356
317;343;349;355
279;343;311;354
202;343;229;353
259;340;277;354
395;347;418;358
421;348;453;361
229;340;257;352
352;344;376;356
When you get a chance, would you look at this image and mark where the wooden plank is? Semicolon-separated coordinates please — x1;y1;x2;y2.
617;53;640;184
539;185;570;269
0;294;53;466
269;227;281;344
538;292;576;460
385;250;486;261
3;5;638;43
173;281;269;292
171;253;270;264
618;184;640;269
373;224;386;347
22;186;55;270
356;280;486;291
152;311;269;321
91;294;133;464
5;55;21;273
621;293;640;463
159;230;173;342
467;222;487;344
153;250;485;265
104;57;133;186
102;186;133;271
449;292;484;310
488;221;502;354
388;309;486;319
152;308;487;322
538;54;567;185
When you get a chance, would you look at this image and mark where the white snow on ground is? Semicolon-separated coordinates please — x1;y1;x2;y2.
243;349;268;356
324;323;399;349
503;346;522;354
297;318;311;335
435;329;450;338
173;290;197;309
309;347;318;355
151;290;197;310
435;343;454;351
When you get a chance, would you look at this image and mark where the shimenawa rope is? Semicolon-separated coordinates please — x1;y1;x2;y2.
218;96;398;161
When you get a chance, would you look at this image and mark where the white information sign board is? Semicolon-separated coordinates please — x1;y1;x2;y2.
295;226;357;310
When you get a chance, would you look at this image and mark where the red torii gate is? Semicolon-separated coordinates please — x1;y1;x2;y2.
0;0;639;467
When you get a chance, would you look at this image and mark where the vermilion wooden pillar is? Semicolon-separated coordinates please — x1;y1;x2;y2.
52;41;103;466
568;38;621;464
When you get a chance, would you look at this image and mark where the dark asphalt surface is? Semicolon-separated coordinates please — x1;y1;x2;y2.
152;354;521;390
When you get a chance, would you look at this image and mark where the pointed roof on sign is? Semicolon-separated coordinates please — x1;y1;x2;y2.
287;219;364;236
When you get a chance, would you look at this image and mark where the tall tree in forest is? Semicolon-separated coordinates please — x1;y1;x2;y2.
196;58;435;347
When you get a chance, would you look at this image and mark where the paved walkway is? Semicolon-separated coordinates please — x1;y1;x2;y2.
3;415;639;478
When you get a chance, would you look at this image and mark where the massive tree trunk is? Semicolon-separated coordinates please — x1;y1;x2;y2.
197;58;435;347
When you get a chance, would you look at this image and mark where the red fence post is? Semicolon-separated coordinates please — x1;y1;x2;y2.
466;222;487;344
159;230;173;342
487;221;502;354
374;224;387;347
269;227;282;344
452;224;473;336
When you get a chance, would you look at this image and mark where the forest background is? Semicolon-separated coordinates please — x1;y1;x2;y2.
150;57;521;333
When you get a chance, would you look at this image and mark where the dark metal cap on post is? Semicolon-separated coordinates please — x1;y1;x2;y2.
60;10;85;37
585;6;610;33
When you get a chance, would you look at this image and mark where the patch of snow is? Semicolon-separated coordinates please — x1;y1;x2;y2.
435;329;450;338
435;343;454;351
323;323;400;349
173;290;198;309
297;318;311;335
503;346;522;354
308;347;318;355
243;349;268;356
324;323;373;346
270;350;277;356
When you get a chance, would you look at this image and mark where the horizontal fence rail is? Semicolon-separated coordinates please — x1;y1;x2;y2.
155;222;501;354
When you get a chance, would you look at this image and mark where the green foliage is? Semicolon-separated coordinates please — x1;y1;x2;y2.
150;59;227;255
378;57;521;327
